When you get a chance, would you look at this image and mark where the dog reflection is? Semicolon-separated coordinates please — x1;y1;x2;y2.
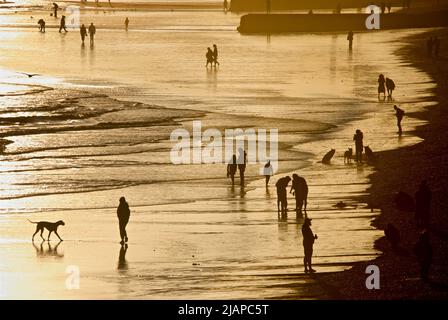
32;240;64;259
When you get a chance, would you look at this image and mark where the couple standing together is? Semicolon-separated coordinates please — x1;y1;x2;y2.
206;44;220;67
227;148;247;186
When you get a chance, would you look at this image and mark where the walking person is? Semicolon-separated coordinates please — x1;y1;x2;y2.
276;176;291;215
302;218;318;273
117;197;130;245
415;180;431;228
223;0;228;12
263;160;274;187
59;15;67;33
212;44;220;66
353;129;364;163
394;105;405;135
205;47;214;67
80;24;87;44
227;154;237;186
38;18;46;32
237;148;247;186
53;3;59;18
290;174;308;215
125;17;129;30
378;74;386;99
385;77;395;97
413;230;432;281
88;22;96;46
347;30;354;50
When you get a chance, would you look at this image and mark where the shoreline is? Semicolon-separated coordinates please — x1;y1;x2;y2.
315;28;448;299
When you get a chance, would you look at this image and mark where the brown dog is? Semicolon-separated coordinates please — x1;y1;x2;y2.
28;220;65;241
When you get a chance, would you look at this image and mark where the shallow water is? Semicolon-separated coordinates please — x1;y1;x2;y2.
0;6;437;299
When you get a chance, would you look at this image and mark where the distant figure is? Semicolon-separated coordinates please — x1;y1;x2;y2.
308;9;313;14
223;0;228;12
290;174;308;214
227;155;237;186
80;24;87;44
385;223;400;250
353;129;364;163
378;74;386;99
276;176;291;215
427;37;433;56
117;197;130;244
413;230;432;281
53;3;59;18
335;3;341;14
88;22;96;46
125;17;129;30
263;160;274;187
59;15;67;33
415;180;431;228
347;31;354;49
385;77;395;97
380;3;386;14
205;47;214;67
387;2;392;13
394;105;405;135
237;148;247;186
266;0;271;14
302;218;318;273
213;44;220;66
434;36;440;58
38;18;45;32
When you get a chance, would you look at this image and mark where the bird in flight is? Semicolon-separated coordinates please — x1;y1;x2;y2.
18;72;41;78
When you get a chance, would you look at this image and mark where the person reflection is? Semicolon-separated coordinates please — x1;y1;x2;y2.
117;244;128;271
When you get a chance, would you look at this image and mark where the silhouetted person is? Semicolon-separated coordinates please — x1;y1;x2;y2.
387;2;392;13
223;0;228;12
434;36;440;58
290;174;308;215
413;230;432;281
88;22;96;46
237;148;247;186
117;244;128;270
38;19;45;32
427;37;433;56
205;47;213;67
263;160;273;187
59;15;67;33
385;223;400;250
213;44;220;66
394;105;404;135
227;155;237;185
276;176;291;215
117;196;130;244
378;74;386;99
302;218;318;273
415;180;431;228
386;77;395;97
380;3;386;13
353;129;363;163
266;0;271;14
80;24;87;44
53;3;59;18
347;31;354;50
335;3;341;14
125;17;129;30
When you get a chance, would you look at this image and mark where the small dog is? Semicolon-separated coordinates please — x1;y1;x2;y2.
28;220;65;241
344;148;353;164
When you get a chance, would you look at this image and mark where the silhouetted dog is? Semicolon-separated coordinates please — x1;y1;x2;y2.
28;220;65;241
344;148;353;164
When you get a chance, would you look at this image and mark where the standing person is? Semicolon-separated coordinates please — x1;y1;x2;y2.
88;22;96;46
53;3;59;18
276;176;291;215
427;37;433;56
80;24;87;44
347;30;354;50
125;17;129;30
434;36;440;58
205;47;213;67
117;197;130;244
263;160;273;187
353;129;364;163
266;0;271;14
223;0;228;12
237;148;247;186
227;155;237;186
290;174;308;215
385;77;395;97
378;74;386;99
59;15;67;33
212;44;220;66
387;2;392;13
415;180;431;228
38;19;46;32
413;230;432;281
394;105;405;135
302;218;318;273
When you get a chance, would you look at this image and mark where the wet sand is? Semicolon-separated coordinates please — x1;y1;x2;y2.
316;28;448;299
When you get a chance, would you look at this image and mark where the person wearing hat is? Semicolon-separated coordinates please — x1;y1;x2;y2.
117;197;130;245
302;217;318;273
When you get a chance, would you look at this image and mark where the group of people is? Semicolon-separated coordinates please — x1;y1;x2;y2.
205;44;220;67
275;174;309;216
427;36;441;57
378;74;396;99
226;148;247;186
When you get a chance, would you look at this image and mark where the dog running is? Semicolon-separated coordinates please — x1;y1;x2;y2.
28;220;65;241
